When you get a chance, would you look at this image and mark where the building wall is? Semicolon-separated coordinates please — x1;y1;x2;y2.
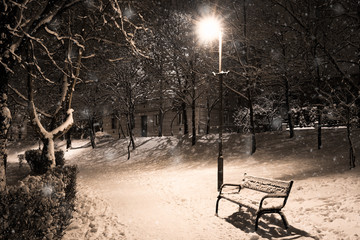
102;93;239;138
103;109;193;138
102;105;221;138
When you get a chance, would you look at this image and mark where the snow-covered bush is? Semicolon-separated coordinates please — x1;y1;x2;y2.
291;106;317;127
291;106;346;127
0;165;78;240
233;101;278;132
25;149;65;174
233;108;251;133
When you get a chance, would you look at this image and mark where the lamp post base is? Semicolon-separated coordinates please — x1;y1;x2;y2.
217;155;223;191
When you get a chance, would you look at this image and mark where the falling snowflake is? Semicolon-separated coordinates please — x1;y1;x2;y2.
124;8;135;19
42;185;53;197
332;3;345;15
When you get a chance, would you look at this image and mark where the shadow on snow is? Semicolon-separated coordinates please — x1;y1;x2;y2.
223;208;317;239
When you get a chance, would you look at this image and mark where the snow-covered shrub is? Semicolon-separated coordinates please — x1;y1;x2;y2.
291;105;346;127
0;165;78;240
233;108;250;133
290;106;317;127
25;149;50;174
233;101;279;132
25;149;65;174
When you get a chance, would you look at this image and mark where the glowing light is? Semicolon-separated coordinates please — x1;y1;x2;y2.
197;16;221;42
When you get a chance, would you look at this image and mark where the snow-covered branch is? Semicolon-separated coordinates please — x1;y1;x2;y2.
25;34;70;78
51;109;74;138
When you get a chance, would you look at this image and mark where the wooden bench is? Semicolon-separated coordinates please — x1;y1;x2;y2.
215;174;293;231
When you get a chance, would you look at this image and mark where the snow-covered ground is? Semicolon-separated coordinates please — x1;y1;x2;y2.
7;128;360;240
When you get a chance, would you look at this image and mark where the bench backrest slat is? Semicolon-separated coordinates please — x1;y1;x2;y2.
242;175;292;194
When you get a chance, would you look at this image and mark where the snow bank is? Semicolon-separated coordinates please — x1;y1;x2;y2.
62;185;125;240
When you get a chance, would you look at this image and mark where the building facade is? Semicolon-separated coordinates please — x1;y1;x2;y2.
102;96;238;138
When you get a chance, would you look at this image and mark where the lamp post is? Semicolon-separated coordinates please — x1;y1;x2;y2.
197;16;226;191
216;30;225;191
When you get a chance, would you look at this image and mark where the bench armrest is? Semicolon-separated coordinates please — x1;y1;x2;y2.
259;194;288;211
218;183;242;195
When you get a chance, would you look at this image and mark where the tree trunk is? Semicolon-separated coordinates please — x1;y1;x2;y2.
89;117;96;149
66;128;72;149
28;92;74;168
0;72;11;191
127;121;135;160
356;98;360;128
119;118;126;139
158;108;164;137
90;130;96;149
41;138;56;168
182;102;188;135
191;59;196;146
284;76;294;138
0;7;14;188
126;112;136;160
129;127;135;150
314;42;322;150
170;112;179;136
206;101;211;135
115;114;126;139
243;0;256;154
346;107;356;169
191;98;196;146
129;112;136;149
317;109;322;150
29;101;74;167
158;76;164;137
247;80;256;155
0;0;8;192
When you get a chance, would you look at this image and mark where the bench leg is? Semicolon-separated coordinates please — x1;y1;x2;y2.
255;211;289;231
255;213;262;231
215;197;221;216
279;212;289;229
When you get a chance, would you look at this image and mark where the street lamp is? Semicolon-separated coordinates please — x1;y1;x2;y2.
197;16;227;191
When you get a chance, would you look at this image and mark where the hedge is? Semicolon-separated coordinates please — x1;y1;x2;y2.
25;149;65;174
0;165;78;240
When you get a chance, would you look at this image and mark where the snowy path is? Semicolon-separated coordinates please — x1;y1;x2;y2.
62;130;360;239
76;164;360;240
74;164;360;240
78;167;247;240
8;130;360;239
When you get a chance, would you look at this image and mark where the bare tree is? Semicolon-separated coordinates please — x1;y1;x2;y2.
225;0;267;154
270;0;359;165
146;11;212;143
0;0;148;190
1;0;79;190
104;59;152;159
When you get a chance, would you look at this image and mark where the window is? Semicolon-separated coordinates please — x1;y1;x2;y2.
154;114;159;126
111;116;116;129
178;113;183;125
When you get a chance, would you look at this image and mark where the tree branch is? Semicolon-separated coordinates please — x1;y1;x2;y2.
8;84;52;118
